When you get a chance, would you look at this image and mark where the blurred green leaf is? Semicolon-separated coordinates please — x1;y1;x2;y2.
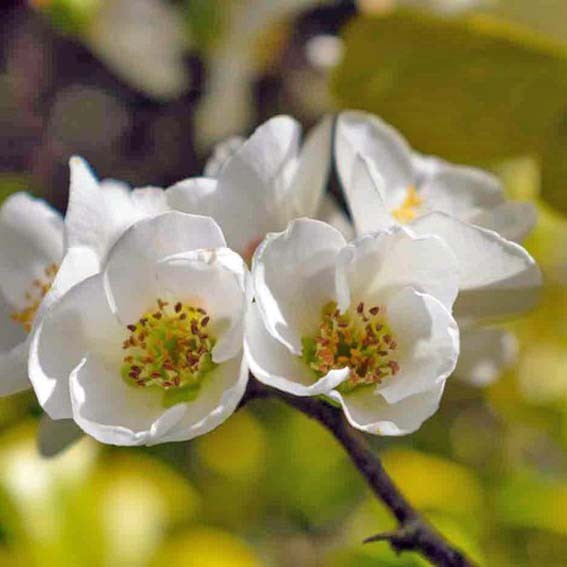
333;11;567;207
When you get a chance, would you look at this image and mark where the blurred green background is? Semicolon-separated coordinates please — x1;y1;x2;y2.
1;1;566;565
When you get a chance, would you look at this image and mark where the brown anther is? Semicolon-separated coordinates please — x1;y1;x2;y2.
201;316;210;327
127;324;136;332
357;302;364;314
174;302;182;313
369;306;380;316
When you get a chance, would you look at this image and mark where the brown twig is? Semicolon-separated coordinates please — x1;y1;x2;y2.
240;377;476;567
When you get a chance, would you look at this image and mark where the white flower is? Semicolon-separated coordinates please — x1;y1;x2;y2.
29;212;250;446
168;115;352;262
335;111;542;385
336;110;537;243
0;193;64;395
245;218;460;435
85;0;190;100
27;157;169;417
194;0;319;148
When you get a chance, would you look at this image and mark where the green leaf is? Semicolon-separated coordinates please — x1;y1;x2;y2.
332;11;567;166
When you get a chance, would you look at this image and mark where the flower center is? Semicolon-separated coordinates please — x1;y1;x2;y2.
391;186;422;223
121;299;217;408
10;263;59;333
302;301;399;393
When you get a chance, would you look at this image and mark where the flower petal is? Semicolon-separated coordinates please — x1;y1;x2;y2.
0;193;63;309
209;116;301;253
204;136;245;177
287;115;333;217
418;160;504;219
455;327;517;386
245;301;349;396
104;212;226;324
253;219;346;354
377;287;459;404
410;212;542;320
0;340;30;396
29;273;123;419
316;194;355;240
66;157;168;259
335;111;414;207
329;382;445;436
37;415;84;457
69;352;186;446
155;248;249;364
156;354;249;444
336;226;459;312
470;202;537;243
345;154;395;235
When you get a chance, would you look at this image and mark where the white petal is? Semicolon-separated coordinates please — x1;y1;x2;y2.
329;382;445;436
37;415;83;457
335;111;414;207
166;177;219;217
287;115;333;217
0;340;30;396
418;161;504;219
410;212;542;320
253;219;346;354
316;194;355;240
166;177;260;256
455;327;517;387
34;246;101;324
155;354;249;444
155;248;249;363
470;202;537;243
204;136;245;177
104;212;226;324
377;287;459;403
336;226;459;312
66;157;168;260
69;353;186;446
210;116;302;253
0;193;63;309
245;302;349;396
345;154;396;235
0;293;26;353
29;273;123;419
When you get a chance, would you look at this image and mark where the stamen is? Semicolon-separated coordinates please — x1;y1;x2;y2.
120;299;217;407
10;263;59;333
391;186;423;223
302;301;400;394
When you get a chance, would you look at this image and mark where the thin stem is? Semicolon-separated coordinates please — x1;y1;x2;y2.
240;377;476;567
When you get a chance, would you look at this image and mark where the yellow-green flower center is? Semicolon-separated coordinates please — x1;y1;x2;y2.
302;301;399;394
10;263;59;333
121;299;217;408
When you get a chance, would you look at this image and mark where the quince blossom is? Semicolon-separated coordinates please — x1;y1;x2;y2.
245;218;459;435
168;114;352;263
335;111;542;385
29;213;249;446
0;194;64;395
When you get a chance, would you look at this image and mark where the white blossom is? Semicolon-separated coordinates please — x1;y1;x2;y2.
29;212;250;446
168;115;352;263
334;111;542;385
0;194;64;395
245;218;460;435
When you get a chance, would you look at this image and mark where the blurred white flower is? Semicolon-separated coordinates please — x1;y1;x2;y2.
0;194;64;395
85;0;190;100
168;115;352;262
30;212;250;446
335;111;542;385
245;218;460;435
194;0;319;148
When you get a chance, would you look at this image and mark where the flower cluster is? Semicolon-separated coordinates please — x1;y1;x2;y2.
0;112;541;447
